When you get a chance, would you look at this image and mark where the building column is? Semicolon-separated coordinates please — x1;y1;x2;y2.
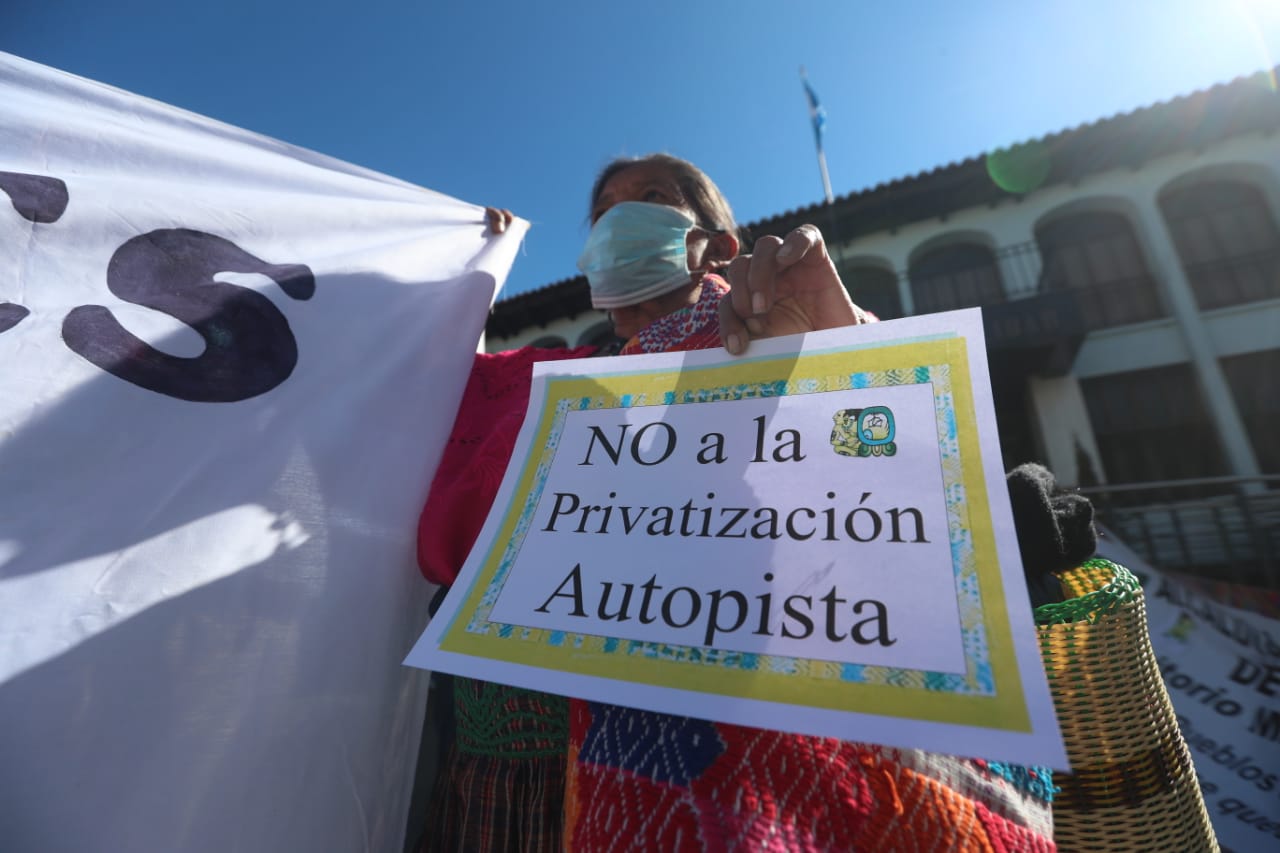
1132;194;1261;477
1028;375;1105;486
879;245;914;316
896;274;914;316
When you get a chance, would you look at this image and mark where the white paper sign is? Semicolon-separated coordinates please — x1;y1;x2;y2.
0;53;523;853
408;308;1068;769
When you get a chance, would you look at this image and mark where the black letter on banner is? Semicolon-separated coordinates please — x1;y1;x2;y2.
1;172;70;334
0;303;28;335
0;172;69;223
62;228;315;402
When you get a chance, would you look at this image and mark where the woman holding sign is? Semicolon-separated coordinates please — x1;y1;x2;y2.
421;156;1071;851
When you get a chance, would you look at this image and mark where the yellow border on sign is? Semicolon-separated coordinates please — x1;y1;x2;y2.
439;338;1030;732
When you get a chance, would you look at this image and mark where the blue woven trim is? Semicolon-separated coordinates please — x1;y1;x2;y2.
980;760;1059;803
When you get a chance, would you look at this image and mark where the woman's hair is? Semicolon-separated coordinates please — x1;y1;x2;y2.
589;153;742;242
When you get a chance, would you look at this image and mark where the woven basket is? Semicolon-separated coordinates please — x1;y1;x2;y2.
1034;558;1219;852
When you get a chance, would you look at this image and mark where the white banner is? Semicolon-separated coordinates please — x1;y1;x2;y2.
0;53;525;853
1098;532;1280;851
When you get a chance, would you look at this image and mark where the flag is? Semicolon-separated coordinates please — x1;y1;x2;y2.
801;67;827;149
800;67;834;203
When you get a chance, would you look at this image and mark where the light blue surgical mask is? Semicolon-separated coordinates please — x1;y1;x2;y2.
577;201;697;309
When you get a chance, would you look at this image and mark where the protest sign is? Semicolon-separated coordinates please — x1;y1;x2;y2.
0;53;522;852
408;308;1067;769
1098;532;1280;851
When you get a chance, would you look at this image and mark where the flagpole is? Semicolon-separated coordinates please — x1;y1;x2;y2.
816;146;833;205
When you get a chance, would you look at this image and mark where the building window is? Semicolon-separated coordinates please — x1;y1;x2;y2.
842;264;902;320
991;379;1043;474
1081;364;1228;484
1160;178;1280;310
1036;211;1164;329
1221;348;1280;474
908;243;1004;314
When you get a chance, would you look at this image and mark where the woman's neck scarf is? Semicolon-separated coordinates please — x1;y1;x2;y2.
621;274;730;355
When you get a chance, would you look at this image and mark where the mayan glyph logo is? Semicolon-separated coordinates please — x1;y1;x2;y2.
831;406;897;458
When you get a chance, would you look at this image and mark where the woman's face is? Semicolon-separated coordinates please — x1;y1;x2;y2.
590;162;694;224
591;163;710;340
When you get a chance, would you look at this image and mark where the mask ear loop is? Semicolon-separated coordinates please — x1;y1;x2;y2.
690;224;734;277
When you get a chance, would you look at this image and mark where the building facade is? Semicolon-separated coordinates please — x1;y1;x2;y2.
487;69;1280;583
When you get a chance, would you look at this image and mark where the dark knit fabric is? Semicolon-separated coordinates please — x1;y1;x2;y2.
1006;463;1098;608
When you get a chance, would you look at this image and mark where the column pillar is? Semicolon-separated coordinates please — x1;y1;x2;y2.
1028;375;1105;486
1132;193;1260;477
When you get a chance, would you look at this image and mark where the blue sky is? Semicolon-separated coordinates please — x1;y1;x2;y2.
4;0;1278;298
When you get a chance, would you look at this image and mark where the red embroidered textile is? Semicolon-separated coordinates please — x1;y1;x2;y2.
416;351;588;853
417;345;595;585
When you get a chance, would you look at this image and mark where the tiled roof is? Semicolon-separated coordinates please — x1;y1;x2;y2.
489;66;1280;338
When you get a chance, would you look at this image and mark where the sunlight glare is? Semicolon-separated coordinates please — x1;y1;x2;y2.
1228;0;1279;90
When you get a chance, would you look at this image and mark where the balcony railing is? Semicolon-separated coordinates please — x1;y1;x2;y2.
888;242;1280;329
1184;247;1280;310
884;241;1170;333
1078;475;1280;589
853;240;1279;337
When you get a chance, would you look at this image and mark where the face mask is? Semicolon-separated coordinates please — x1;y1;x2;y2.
577;201;697;309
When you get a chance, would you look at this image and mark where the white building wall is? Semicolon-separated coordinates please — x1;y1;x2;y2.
491;130;1279;485
823;131;1279;483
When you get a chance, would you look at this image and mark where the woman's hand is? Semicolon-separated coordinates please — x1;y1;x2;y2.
485;207;514;234
717;224;864;355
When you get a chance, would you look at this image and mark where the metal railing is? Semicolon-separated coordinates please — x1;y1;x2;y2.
1183;247;1280;310
881;240;1279;330
887;241;1170;332
1078;475;1280;589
